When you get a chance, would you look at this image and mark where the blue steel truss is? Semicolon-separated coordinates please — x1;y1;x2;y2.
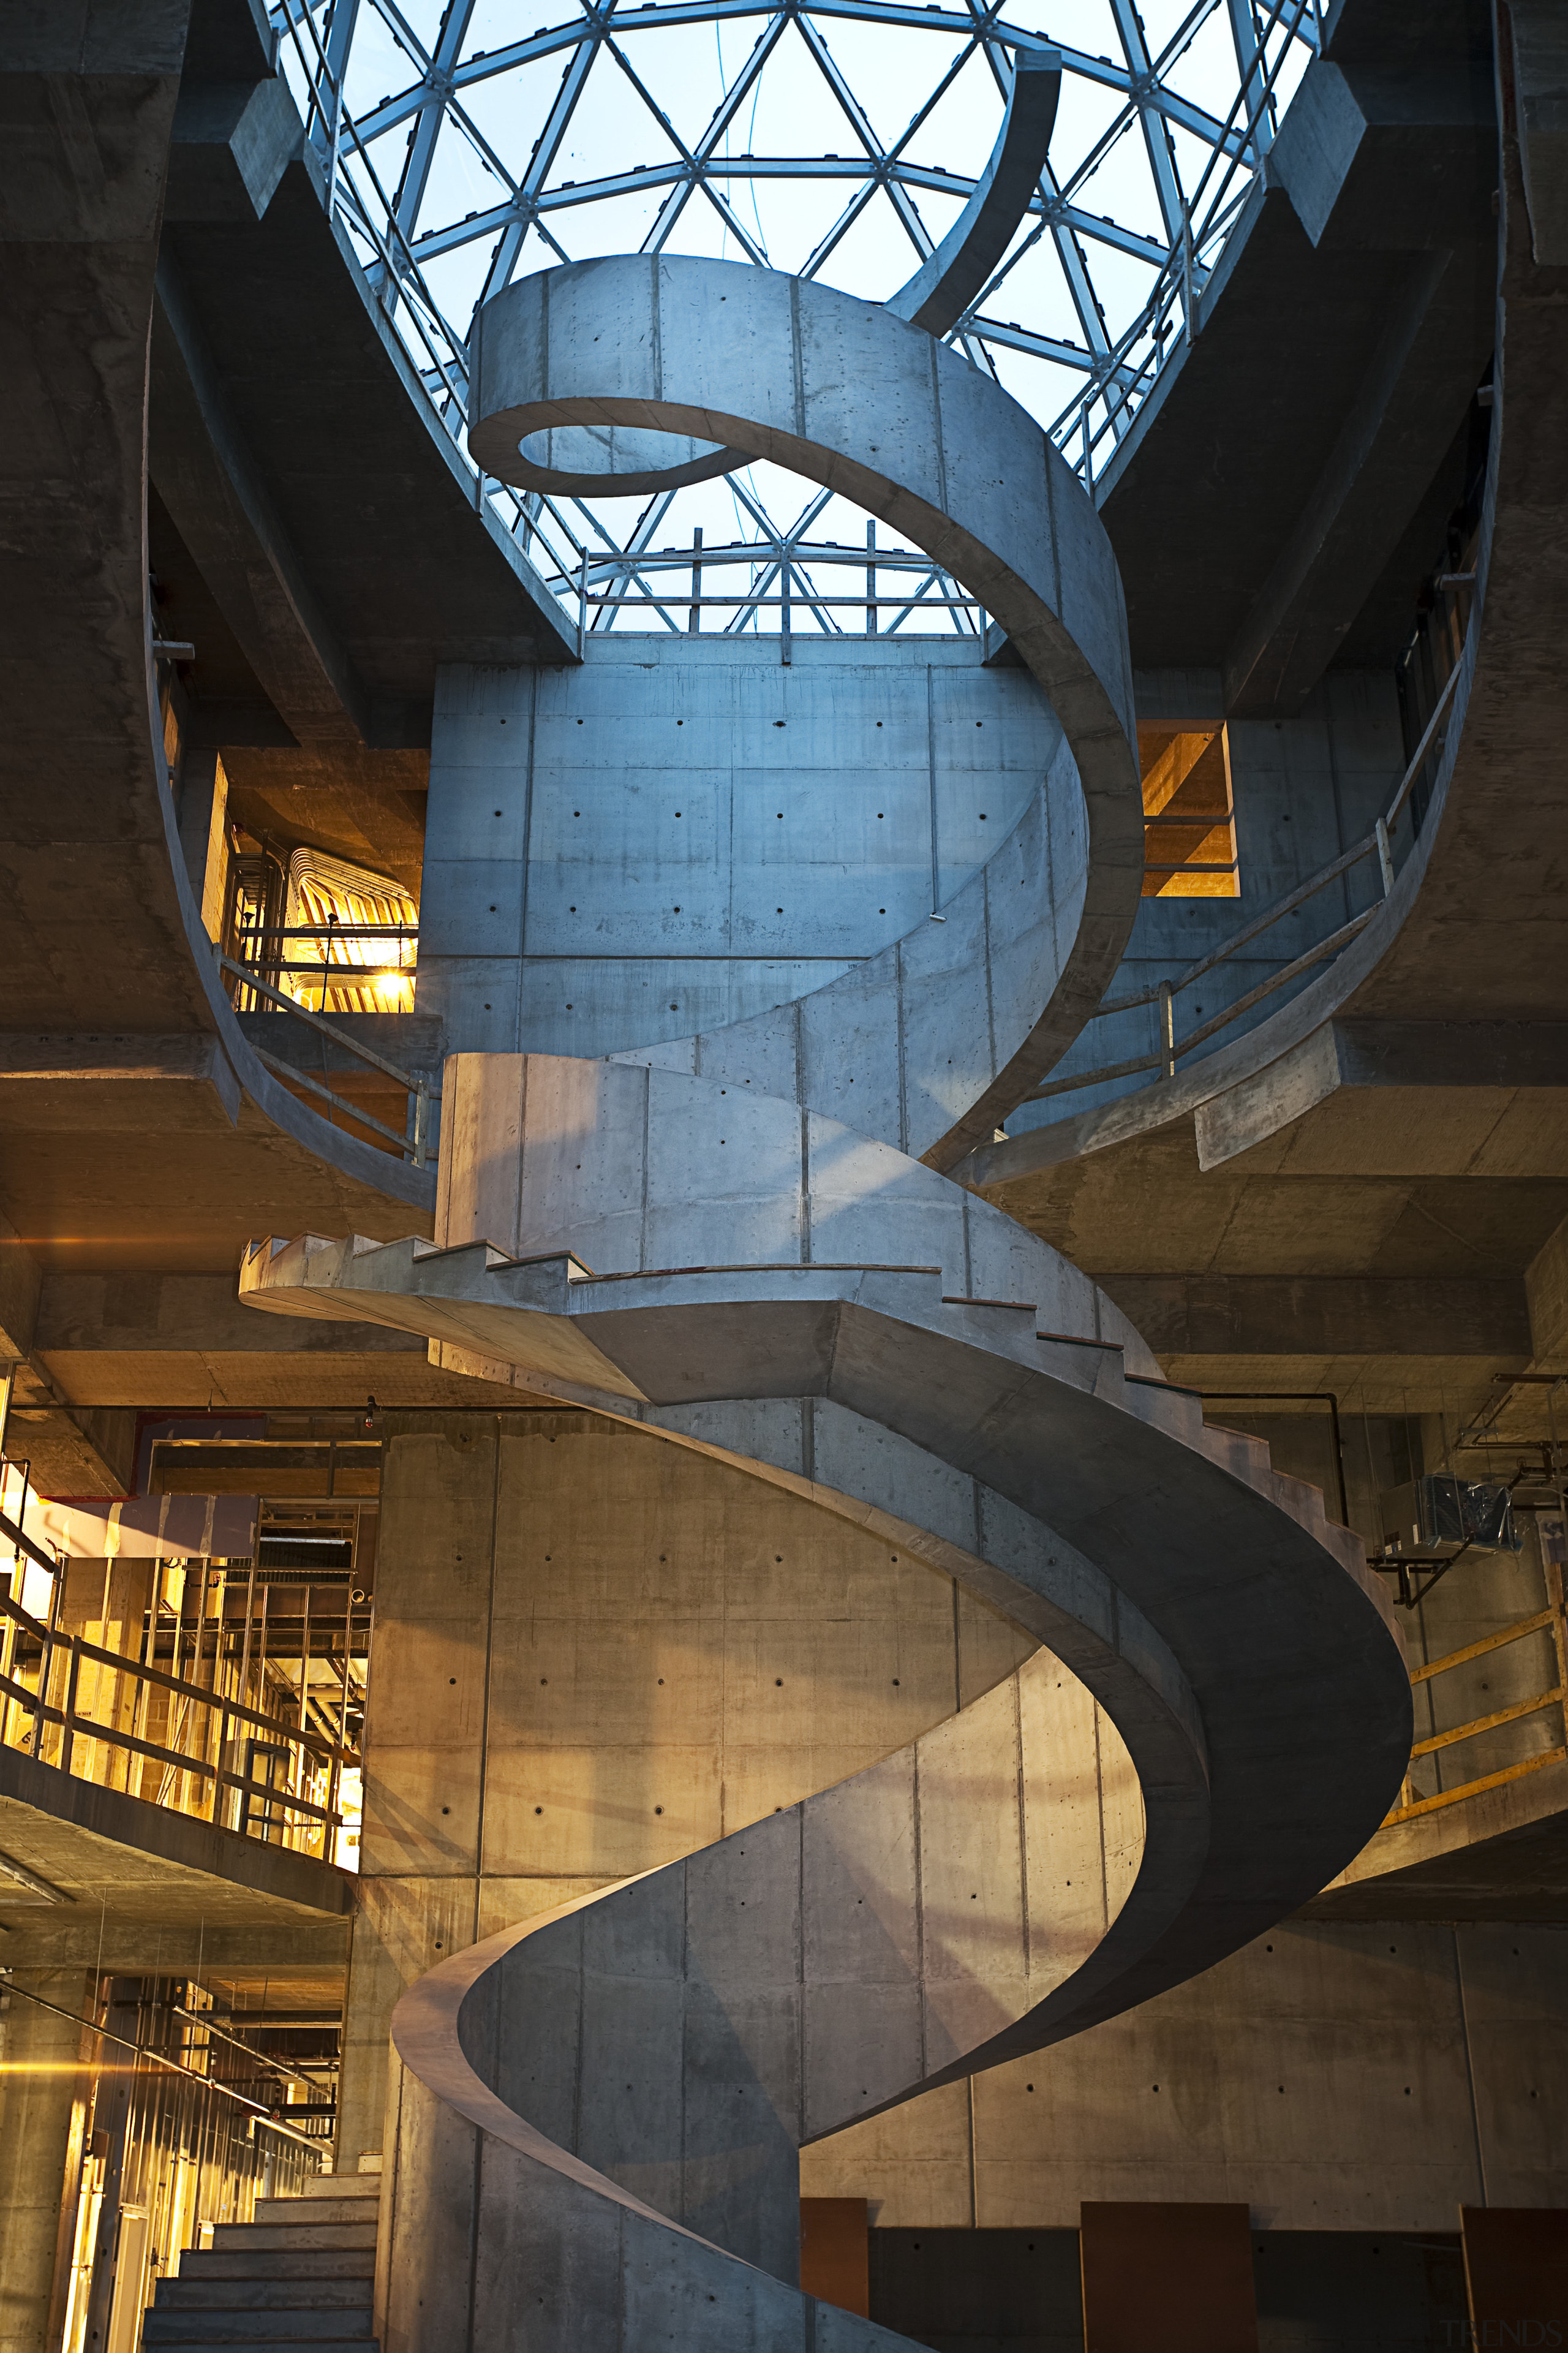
272;0;1322;630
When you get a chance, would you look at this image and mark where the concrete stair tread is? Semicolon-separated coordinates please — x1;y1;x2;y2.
143;2321;373;2347
176;2254;374;2283
285;2176;382;2200
212;2224;378;2251
156;2177;382;2351
143;2338;374;2352
252;2200;379;2227
156;2283;372;2310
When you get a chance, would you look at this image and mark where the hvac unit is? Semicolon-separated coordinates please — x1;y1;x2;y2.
1379;1475;1521;1558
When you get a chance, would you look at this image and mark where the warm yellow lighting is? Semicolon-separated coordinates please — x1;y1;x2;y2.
0;2063;136;2078
1139;726;1238;898
277;848;418;1015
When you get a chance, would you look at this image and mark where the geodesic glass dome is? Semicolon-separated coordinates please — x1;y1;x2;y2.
273;0;1323;634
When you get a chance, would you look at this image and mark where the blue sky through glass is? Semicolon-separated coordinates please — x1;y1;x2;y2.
276;0;1319;632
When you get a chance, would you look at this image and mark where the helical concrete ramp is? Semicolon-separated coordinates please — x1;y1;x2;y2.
472;252;1144;1167
242;257;1411;2351
505;50;1061;499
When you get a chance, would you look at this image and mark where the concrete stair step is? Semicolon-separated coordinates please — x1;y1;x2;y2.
143;2316;372;2346
252;2199;379;2228
211;2224;378;2253
175;2253;374;2284
156;2281;372;2312
143;2338;374;2353
1270;1465;1329;1528
287;2175;383;2201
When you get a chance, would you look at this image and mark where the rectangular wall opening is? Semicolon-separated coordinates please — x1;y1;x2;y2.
1139;726;1238;897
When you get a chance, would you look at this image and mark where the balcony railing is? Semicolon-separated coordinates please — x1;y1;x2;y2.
1014;627;1469;1116
0;1460;363;1867
1382;1560;1568;1826
220;924;437;1169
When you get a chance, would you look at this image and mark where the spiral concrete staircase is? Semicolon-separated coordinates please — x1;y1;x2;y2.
240;257;1413;2351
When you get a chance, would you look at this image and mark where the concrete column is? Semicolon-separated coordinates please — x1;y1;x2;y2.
0;1972;91;2353
337;1405;1036;2175
175;746;228;942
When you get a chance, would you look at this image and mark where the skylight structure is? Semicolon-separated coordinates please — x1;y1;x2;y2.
273;0;1322;633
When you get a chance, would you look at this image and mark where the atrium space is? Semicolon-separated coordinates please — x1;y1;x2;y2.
1;1;1565;2349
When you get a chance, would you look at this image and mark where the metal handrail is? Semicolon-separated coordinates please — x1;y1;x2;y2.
1382;1566;1568;1826
236;924;420;940
1019;652;1467;1110
219;954;437;1168
3;1981;326;2151
0;1584;356;1852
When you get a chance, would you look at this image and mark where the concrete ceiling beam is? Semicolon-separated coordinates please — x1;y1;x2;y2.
0;1032;241;1132
1218;55;1497;713
0;1207;42;1364
215;742;430;902
150;255;376;746
28;1266;439;1413
1526;1212;1568;1362
1270;57;1497;256
1099;44;1496;679
968;1022;1568;1193
1220;247;1490;717
157;153;581;725
34;1270;434;1360
1193;1018;1568;1174
1099;1271;1531;1362
164;69;298;227
0;1212;138;1493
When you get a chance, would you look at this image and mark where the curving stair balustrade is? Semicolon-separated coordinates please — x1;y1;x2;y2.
956;29;1567;1197
238;255;1414;2351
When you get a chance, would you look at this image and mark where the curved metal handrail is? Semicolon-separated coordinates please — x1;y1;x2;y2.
1014;644;1468;1113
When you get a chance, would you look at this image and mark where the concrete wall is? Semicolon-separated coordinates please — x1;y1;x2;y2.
801;1917;1568;2230
0;1971;89;2353
417;639;1057;1062
338;1406;1047;2171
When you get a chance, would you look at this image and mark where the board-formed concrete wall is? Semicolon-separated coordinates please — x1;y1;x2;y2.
802;1917;1568;2229
418;640;1061;1068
